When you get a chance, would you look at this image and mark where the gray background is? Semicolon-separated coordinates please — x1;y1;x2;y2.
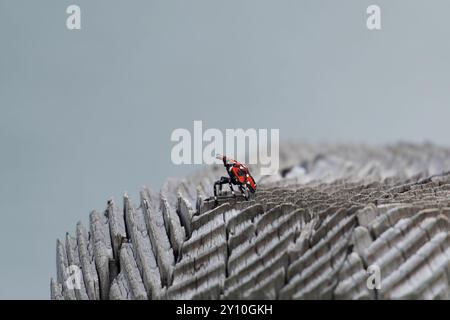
1;0;449;299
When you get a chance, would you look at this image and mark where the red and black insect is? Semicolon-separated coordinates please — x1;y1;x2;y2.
214;154;257;201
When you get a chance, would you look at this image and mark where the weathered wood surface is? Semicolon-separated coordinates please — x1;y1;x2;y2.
51;143;450;299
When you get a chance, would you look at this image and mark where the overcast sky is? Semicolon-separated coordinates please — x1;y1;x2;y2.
1;0;450;298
